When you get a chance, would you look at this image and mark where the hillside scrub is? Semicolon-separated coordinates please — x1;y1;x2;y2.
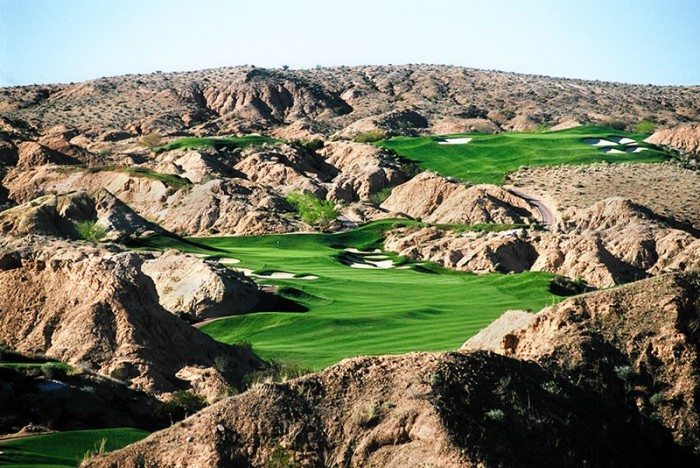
285;191;338;231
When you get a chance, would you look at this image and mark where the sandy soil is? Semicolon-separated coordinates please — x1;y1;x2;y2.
508;162;700;229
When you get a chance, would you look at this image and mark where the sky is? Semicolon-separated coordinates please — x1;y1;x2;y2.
1;0;699;87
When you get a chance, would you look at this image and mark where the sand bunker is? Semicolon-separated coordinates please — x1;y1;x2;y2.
603;148;625;154
345;248;381;254
625;147;648;153
349;261;394;269
218;258;241;265
364;254;390;260
232;267;254;276
297;275;319;280
583;138;617;147
438;137;473;145
609;136;636;145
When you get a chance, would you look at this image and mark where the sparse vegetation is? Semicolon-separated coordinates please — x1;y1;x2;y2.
352;129;387;143
285;191;338;231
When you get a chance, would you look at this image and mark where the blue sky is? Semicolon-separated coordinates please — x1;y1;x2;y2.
1;0;699;87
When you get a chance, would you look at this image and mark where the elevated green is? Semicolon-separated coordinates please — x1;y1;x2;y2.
133;221;562;370
154;135;281;153
377;126;669;184
0;428;149;467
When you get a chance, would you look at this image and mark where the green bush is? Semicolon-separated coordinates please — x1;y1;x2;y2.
75;220;107;242
635;120;656;135
369;187;393;205
285;192;338;232
352;129;387;143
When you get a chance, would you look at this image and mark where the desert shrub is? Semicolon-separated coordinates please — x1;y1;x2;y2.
285;191;338;231
139;132;162;149
352;129;387;143
352;402;380;428
168;390;207;416
75;220;107;242
292;138;324;152
243;359;312;387
603;119;627;131
485;408;505;421
369;187;393;205
549;275;593;296
635;120;656;135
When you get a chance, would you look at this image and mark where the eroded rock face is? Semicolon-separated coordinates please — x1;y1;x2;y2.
0;190;161;240
85;274;700;467
381;171;536;225
386;197;700;288
0;237;263;395
141;250;259;320
4;166;298;236
322;141;407;202
647;124;700;155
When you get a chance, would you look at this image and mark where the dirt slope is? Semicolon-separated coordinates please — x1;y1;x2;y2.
0;237;263;396
85;273;700;467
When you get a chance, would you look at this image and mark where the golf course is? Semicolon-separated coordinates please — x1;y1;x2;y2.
377;126;669;184
133;221;563;370
0;428;149;467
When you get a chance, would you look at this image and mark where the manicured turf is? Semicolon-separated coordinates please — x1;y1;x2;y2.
154;135;281;153
133;221;563;370
0;428;149;467
377;126;669;184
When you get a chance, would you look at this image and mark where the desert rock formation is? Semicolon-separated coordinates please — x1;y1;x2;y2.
0;237;263;395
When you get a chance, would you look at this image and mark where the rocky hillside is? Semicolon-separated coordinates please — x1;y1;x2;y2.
381;171;537;225
1;65;698;139
386;197;700;287
0;237;263;397
85;273;700;467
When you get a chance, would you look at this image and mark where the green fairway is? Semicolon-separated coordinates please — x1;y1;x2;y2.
377;126;669;184
133;221;563;370
0;428;149;467
154;135;281;153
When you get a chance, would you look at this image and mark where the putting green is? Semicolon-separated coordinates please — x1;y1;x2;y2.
133;221;563;370
0;428;149;467
377;126;669;184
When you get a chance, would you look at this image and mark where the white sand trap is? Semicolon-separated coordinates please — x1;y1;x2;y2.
602;148;625;154
438;137;473;145
345;248;381;254
625;147;648;153
297;275;318;280
364;255;390;260
396;265;412;270
258;272;297;279
218;258;241;265
233;267;254;276
583;138;617;147
349;263;380;269
609;136;636;145
366;259;394;268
